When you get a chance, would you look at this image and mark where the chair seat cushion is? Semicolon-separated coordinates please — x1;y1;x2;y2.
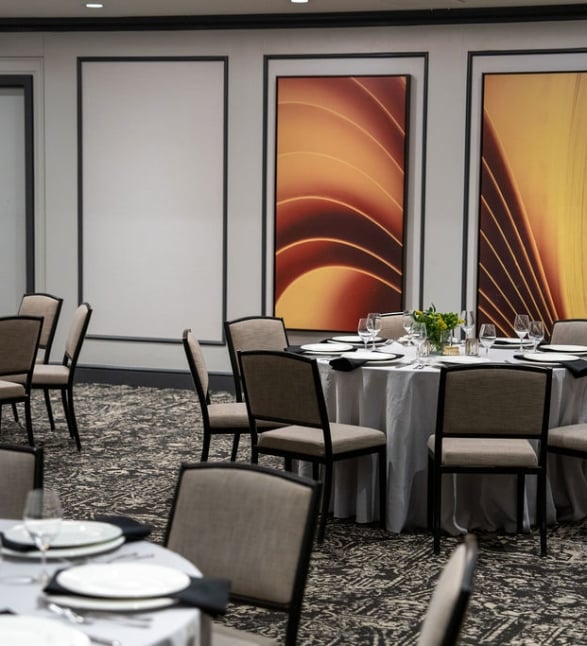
208;402;251;429
212;622;278;646
258;422;385;457
427;435;538;467
548;424;587;454
31;364;70;385
0;380;26;399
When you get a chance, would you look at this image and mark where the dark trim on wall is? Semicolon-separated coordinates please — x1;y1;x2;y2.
76;364;235;392
2;6;587;32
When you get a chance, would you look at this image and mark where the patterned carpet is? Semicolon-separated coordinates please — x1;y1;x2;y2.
2;383;587;645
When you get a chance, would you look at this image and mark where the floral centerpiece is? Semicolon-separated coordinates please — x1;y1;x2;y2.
411;304;463;353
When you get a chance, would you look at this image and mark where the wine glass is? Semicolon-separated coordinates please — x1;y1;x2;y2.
402;311;414;344
528;320;545;352
460;310;475;341
513;314;531;352
479;323;497;356
357;318;371;352
367;313;382;350
411;322;428;366
23;488;63;583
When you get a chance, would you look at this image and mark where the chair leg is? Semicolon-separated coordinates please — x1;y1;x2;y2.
538;472;547;557
317;462;332;543
12;402;18;423
200;434;211;461
230;434;240;462
44;388;56;431
62;386;82;451
24;400;35;446
433;466;442;555
379;448;386;530
427;454;434;530
516;473;525;535
284;456;293;472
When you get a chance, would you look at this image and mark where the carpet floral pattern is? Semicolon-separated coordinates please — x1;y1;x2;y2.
2;384;587;645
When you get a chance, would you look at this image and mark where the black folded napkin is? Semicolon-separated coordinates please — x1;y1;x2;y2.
94;515;153;542
0;532;36;553
285;345;306;354
561;359;587;378
43;570;231;618
329;357;368;371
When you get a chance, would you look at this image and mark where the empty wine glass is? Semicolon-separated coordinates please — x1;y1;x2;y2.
528;320;545;352
402;311;414;344
367;313;382;350
357;318;371;352
23;488;63;584
460;310;475;341
514;314;531;352
411;322;428;367
479;323;497;356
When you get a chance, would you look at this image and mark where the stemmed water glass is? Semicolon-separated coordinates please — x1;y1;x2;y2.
528;320;545;352
411;322;428;366
402;311;414;344
357;318;371;352
23;488;63;583
513;314;531;352
479;323;497;356
460;310;475;341
367;313;382;350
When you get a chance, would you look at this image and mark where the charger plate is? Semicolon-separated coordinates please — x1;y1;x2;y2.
44;593;176;612
1;535;125;560
4;520;122;549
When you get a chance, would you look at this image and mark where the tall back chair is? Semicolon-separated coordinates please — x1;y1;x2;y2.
379;312;406;340
17;293;63;364
30;303;92;451
417;534;478;646
428;364;552;556
0;316;42;446
165;463;320;646
182;329;253;461
224;316;289;401
549;319;587;345
238;350;387;542
0;445;43;519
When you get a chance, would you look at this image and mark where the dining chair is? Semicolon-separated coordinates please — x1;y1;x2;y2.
427;364;552;556
416;534;478;646
0;444;43;519
0;316;43;446
238;350;387;543
547;423;587;461
13;293;64;426
379;312;406;340
29;303;92;451
224;316;289;402
164;462;320;646
549;319;587;345
182;329;253;461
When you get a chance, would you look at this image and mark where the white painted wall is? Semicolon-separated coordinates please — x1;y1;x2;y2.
0;20;586;377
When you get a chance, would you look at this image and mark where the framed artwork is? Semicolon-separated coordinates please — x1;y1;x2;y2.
476;68;587;336
273;74;410;332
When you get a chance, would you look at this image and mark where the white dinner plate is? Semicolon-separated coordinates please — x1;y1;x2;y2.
331;335;384;344
301;342;353;353
57;562;191;599
0;615;90;646
2;535;125;560
540;344;587;354
341;350;400;362
494;337;533;345
436;355;491;365
521;352;580;363
44;593;177;613
4;520;122;549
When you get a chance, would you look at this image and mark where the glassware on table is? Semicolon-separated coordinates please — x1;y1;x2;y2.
528;320;545;352
366;313;382;350
23;488;63;583
402;311;414;344
460;310;475;341
513;314;531;352
357;318;371;351
411;322;428;366
479;323;497;356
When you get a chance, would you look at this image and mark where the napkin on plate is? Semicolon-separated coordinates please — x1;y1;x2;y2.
93;515;152;542
329;357;368;371
43;570;231;618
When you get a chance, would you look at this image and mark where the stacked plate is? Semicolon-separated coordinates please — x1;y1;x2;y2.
540;344;587;355
2;520;125;560
494;337;533;347
45;562;191;612
518;352;580;364
300;342;353;354
0;615;90;646
330;335;386;345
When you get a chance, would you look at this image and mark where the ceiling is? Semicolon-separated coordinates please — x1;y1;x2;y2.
0;0;586;19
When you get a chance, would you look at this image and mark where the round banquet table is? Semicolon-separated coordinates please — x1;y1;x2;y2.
0;519;210;646
312;341;587;535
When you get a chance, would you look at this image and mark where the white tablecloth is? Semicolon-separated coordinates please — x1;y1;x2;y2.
315;343;587;534
0;519;210;646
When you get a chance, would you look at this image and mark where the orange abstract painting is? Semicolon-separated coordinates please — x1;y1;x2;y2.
274;75;409;332
479;72;587;336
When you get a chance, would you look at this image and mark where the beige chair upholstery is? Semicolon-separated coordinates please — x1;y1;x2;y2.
0;444;43;519
549;319;587;345
379;312;406;340
427;365;552;556
238;350;387;542
548;423;587;459
183;329;254;461
224;317;289;403
417;534;478;646
0;316;43;446
29;303;92;451
164;463;320;646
